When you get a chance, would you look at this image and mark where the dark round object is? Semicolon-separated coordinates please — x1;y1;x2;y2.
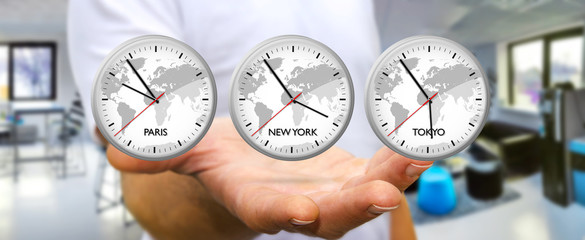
405;179;419;193
465;161;503;200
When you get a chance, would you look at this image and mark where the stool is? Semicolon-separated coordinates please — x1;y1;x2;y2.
465;160;503;200
417;166;457;215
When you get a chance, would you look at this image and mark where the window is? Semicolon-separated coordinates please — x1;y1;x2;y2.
508;28;584;112
550;36;583;88
9;42;57;100
0;44;7;100
511;40;543;112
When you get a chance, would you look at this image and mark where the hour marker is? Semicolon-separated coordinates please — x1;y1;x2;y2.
315;140;319;146
266;53;270;59
333;72;339;77
202;98;209;101
127;140;132;146
427;147;429;153
155;46;157;52
265;140;269;146
179;53;183;59
469;123;475;127
239;98;245;101
469;72;475;76
195;122;201;127
292;46;294;52
108;123;114;127
428;46;431;52
153;147;156;153
451;140;455;146
382;72;388;77
339;98;346;101
129;53;133;59
290;146;293;153
375;98;382;101
382;122;388;127
401;140;405;146
102;98;108;101
178;140;182;146
316;53;320;59
196;72;202;76
476;98;482;101
246;72;253;76
452;53;456;59
109;72;115;77
333;122;339;127
402;53;406;59
245;122;252;127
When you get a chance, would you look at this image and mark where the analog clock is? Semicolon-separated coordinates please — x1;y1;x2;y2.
92;35;217;161
229;35;354;161
365;36;490;161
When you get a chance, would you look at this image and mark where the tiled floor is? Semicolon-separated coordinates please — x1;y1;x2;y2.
0;141;143;240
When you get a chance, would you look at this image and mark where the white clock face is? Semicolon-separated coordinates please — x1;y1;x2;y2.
92;35;217;161
229;35;354;161
365;36;490;161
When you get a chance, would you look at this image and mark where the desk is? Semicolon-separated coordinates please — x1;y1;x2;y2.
11;103;66;181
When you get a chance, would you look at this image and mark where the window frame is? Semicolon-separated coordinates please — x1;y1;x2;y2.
507;27;584;108
8;41;57;101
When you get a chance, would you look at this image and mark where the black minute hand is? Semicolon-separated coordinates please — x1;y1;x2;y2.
293;100;328;118
428;100;433;139
399;59;432;103
127;59;157;99
263;59;293;99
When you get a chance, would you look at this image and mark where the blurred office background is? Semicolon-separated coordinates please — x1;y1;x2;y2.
0;0;584;239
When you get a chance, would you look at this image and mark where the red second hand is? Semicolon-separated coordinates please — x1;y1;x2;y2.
115;92;165;137
252;92;302;136
388;92;438;136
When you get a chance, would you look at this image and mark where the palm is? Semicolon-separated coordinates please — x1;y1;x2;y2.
108;118;432;238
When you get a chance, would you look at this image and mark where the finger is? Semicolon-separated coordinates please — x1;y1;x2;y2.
231;186;319;234
301;180;402;239
106;144;190;173
348;147;433;191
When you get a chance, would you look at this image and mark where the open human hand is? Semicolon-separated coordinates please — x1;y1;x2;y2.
108;117;432;239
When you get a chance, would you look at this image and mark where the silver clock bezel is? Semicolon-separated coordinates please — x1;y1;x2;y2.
364;35;490;161
228;35;354;161
91;35;217;161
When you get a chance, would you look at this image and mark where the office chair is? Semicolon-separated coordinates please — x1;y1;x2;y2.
49;93;87;177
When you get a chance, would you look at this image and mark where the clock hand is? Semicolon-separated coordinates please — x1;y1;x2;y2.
126;59;157;99
399;59;432;103
252;92;302;136
122;83;159;103
293;100;328;118
428;100;433;139
388;92;438;137
263;59;293;99
262;59;326;118
114;92;165;137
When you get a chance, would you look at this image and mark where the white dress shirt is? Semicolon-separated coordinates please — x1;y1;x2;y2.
68;0;388;239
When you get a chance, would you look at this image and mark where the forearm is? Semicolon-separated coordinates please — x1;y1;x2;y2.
390;194;417;240
121;171;258;240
